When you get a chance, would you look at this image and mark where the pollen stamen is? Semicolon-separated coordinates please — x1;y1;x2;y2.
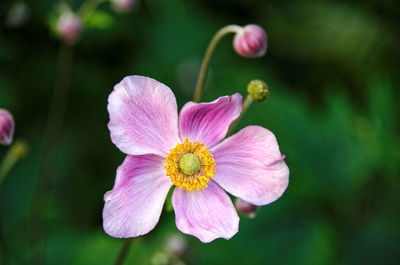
164;138;216;192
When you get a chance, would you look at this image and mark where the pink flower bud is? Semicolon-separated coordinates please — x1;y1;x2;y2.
112;0;136;12
56;12;82;44
233;24;267;58
0;109;15;145
165;234;187;256
235;198;259;218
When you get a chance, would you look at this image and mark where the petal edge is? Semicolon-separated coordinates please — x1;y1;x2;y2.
211;126;289;206
108;75;180;156
103;154;172;238
178;94;242;147
172;182;239;243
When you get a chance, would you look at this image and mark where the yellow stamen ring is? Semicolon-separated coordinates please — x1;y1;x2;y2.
164;138;216;192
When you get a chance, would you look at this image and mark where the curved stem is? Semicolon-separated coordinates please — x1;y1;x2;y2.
113;238;133;265
227;94;253;135
193;25;242;102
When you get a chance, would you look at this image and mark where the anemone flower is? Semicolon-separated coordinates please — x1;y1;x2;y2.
103;75;289;243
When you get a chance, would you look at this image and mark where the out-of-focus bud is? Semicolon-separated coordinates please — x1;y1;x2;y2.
233;24;267;58
247;79;269;102
56;12;82;45
0;109;15;146
235;198;258;218
111;0;136;12
5;1;30;28
166;234;187;256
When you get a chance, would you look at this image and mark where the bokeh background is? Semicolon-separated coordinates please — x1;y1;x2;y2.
1;0;399;264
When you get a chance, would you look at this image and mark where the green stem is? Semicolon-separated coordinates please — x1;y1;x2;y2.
227;94;253;135
193;25;242;102
0;140;27;185
0;141;27;264
113;238;133;265
29;42;74;265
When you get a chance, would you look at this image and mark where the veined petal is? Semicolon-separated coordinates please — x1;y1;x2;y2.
172;181;239;243
103;154;172;238
178;94;242;147
108;75;180;157
210;126;289;206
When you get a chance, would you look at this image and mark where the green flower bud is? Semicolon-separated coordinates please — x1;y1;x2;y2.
247;79;269;101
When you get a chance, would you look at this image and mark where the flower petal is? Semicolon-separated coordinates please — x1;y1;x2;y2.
108;75;180;156
210;126;289;206
103;154;172;238
178;94;242;147
172;181;239;243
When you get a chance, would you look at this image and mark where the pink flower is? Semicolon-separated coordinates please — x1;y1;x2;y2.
56;12;82;44
233;24;267;58
103;76;289;242
0;109;15;145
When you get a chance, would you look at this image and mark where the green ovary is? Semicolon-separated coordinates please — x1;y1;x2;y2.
179;153;201;175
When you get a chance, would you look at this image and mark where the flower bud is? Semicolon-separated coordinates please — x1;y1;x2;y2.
111;0;136;12
165;234;187;256
235;198;258;218
247;79;269;101
233;24;267;58
0;109;15;146
56;12;82;44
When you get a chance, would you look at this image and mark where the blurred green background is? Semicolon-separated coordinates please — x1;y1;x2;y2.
0;0;399;264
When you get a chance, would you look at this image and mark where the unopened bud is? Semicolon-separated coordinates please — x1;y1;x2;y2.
247;79;269;101
0;109;15;146
235;198;258;218
233;24;267;58
111;0;136;12
56;12;82;44
166;234;187;256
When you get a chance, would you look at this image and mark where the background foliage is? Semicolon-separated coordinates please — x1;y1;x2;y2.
0;0;399;264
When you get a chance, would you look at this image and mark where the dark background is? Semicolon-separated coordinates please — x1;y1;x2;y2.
0;0;399;264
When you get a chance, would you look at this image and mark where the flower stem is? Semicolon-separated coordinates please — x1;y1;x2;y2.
193;25;242;102
227;94;253;135
0;140;28;185
113;238;134;265
29;42;74;265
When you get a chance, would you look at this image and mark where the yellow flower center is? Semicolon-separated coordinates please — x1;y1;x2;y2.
164;138;216;192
